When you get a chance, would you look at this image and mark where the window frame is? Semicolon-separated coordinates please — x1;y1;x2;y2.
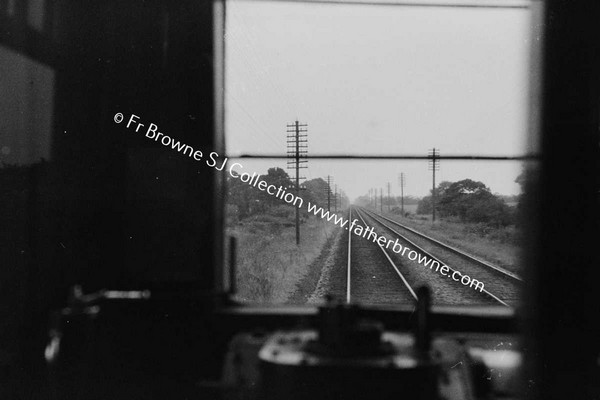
212;0;545;325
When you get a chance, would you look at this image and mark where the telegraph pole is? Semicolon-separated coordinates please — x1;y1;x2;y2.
387;182;391;212
428;148;440;223
334;184;338;213
399;173;405;215
372;188;376;208
326;175;333;212
380;188;383;213
287;120;308;245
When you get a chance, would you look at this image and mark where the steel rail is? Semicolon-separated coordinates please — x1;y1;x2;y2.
363;208;523;282
357;208;510;307
346;208;352;303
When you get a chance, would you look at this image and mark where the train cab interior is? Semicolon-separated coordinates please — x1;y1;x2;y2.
0;0;599;399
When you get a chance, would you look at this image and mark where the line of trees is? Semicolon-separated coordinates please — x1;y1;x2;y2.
354;194;420;208
227;167;348;221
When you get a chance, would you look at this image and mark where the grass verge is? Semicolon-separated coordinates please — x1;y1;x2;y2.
227;214;336;303
382;212;521;274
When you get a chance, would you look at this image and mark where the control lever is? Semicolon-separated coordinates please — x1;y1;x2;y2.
45;285;150;364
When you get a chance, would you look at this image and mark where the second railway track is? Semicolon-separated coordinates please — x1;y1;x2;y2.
324;206;519;307
361;208;522;282
356;207;520;307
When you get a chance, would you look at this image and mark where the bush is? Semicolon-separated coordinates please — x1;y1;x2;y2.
417;196;432;214
465;200;509;227
249;214;283;224
462;222;492;236
270;205;295;219
461;223;519;244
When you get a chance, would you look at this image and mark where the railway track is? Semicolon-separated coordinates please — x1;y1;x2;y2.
355;207;519;307
345;207;417;304
361;208;522;282
330;205;519;307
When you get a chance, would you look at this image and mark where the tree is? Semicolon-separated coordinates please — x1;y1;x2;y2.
465;195;513;226
397;195;421;206
437;179;490;220
417;196;432;214
438;179;512;226
418;179;513;226
227;175;254;219
259;168;294;209
417;181;453;215
226;167;294;219
302;178;329;209
514;165;538;226
436;181;453;198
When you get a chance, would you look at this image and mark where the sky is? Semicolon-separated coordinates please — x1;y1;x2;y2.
224;0;539;200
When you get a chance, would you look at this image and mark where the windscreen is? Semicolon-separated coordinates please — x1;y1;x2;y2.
223;0;539;307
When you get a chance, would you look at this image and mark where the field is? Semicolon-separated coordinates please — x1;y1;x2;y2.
226;211;336;303
398;204;418;214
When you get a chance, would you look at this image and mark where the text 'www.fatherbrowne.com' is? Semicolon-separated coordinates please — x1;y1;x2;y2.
114;112;485;293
